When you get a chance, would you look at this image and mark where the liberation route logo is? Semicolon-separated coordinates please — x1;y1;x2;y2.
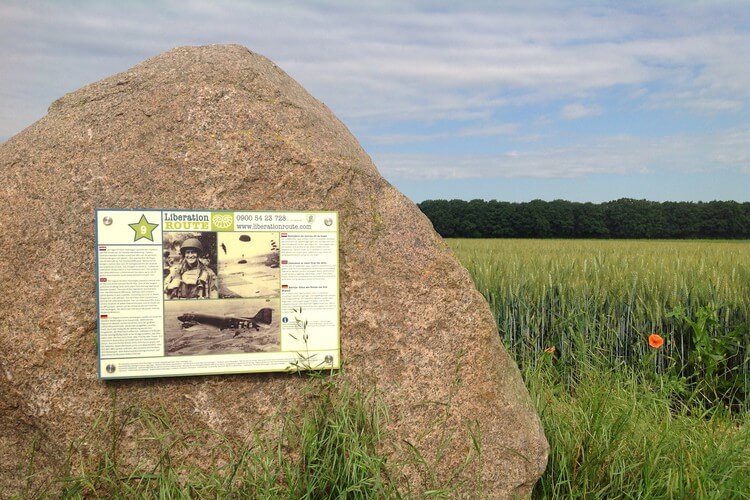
128;214;159;242
211;212;234;231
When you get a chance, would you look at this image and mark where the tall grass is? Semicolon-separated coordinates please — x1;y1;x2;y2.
26;378;403;499
25;375;478;498
527;356;750;498
450;238;750;498
450;239;749;409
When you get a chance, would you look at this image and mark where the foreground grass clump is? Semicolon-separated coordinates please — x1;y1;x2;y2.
34;376;476;498
39;378;402;498
525;354;750;498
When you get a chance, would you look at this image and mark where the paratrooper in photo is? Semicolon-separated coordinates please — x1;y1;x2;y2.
164;238;219;299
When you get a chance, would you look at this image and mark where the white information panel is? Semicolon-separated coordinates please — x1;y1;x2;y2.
95;209;339;379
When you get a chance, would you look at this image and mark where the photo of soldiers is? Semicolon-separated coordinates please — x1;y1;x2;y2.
163;233;219;299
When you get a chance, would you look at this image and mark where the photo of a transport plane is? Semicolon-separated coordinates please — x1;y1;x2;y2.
164;299;280;355
178;308;273;332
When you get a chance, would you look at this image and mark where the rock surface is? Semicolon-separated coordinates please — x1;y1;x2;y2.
0;45;547;497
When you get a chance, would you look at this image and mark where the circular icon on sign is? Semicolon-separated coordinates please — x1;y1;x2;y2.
212;213;233;229
105;364;116;374
324;355;334;364
324;217;333;227
282;316;289;324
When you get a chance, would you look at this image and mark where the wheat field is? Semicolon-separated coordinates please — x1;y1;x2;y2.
449;239;749;394
449;239;750;496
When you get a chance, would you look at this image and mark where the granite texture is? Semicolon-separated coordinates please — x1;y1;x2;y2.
0;45;547;497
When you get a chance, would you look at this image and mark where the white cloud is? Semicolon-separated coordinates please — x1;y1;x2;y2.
560;103;602;120
369;122;517;145
1;1;749;135
0;0;749;198
374;128;750;180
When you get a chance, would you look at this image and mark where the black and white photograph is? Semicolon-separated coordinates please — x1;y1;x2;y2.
164;298;280;356
163;232;219;300
217;231;280;299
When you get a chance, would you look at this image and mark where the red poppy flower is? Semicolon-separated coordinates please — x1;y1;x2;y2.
648;334;664;349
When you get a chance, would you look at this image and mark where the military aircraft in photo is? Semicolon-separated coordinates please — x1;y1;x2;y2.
177;308;273;332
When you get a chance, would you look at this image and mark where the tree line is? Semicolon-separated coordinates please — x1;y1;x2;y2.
417;199;750;239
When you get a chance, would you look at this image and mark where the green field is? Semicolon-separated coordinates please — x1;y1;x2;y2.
450;239;750;498
450;239;748;373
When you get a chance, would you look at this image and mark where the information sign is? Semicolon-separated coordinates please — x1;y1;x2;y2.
95;209;339;379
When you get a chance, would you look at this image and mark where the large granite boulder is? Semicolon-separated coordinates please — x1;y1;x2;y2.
0;45;547;497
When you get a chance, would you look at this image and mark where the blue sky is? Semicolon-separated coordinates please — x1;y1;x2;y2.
1;1;748;202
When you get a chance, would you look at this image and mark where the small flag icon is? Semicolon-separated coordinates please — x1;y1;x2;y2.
100;314;108;319
281;260;288;265
281;232;287;237
99;246;107;251
281;284;289;289
99;277;107;283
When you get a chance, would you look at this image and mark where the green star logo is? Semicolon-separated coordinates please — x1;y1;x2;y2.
128;214;159;242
